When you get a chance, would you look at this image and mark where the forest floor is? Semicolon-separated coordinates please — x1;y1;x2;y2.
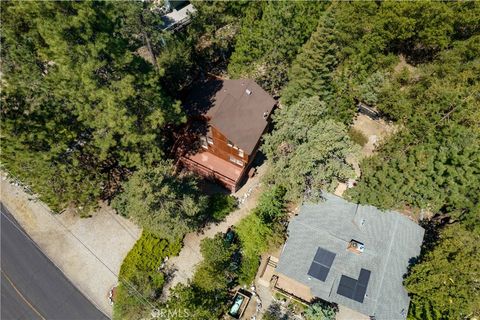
161;163;267;299
352;113;396;158
0;172;141;317
335;113;396;197
338;113;425;221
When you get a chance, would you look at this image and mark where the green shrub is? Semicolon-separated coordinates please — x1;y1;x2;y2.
235;186;288;284
165;283;228;319
119;232;180;280
193;233;239;291
255;186;287;224
114;231;181;320
263;302;295;320
348;128;368;147
207;194;237;222
304;300;337;320
236;213;273;284
290;299;307;314
114;281;150;320
165;233;237;319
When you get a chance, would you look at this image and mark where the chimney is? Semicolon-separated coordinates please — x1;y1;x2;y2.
246;89;252;95
347;239;365;254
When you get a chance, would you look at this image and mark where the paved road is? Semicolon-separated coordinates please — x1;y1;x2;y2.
1;204;109;320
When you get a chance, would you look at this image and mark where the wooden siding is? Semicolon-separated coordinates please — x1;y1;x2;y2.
183;119;270;192
181;156;242;192
205;126;252;167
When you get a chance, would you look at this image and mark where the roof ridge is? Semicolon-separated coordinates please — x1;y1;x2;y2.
371;212;400;316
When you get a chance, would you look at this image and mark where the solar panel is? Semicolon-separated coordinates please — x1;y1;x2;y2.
313;247;336;267
339;276;357;289
337;281;354;298
337;269;372;303
358;269;371;285
354;284;368;303
337;275;356;299
308;261;330;281
307;247;336;282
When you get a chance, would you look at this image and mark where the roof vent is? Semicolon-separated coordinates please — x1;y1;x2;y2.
246;89;252;95
347;239;365;254
263;111;269;119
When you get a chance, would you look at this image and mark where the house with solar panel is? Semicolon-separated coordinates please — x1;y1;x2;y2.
266;193;424;320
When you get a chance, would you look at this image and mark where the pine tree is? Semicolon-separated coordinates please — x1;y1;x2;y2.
193;233;238;292
228;1;326;94
281;10;337;108
112;162;208;242
262;96;358;202
1;2;183;212
405;223;480;319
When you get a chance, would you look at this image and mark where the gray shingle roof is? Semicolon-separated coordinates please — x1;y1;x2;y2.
275;193;424;320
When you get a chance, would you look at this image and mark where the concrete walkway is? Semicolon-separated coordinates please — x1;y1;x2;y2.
162;164;267;298
336;306;370;320
0;172;141;318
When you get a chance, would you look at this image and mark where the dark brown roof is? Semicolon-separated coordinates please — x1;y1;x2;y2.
184;79;276;154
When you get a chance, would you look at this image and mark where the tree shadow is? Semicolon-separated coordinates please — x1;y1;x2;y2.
198;179;230;196
404;218;441;278
309;297;339;313
170;78;224;159
182;78;223;117
264;302;295;320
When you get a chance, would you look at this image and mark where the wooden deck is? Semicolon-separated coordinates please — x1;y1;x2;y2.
181;150;245;191
273;273;314;303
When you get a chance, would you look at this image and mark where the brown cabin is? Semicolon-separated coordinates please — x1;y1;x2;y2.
180;79;276;192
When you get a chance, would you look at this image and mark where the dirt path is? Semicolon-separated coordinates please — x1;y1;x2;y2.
162;164;267;298
0;172;141;318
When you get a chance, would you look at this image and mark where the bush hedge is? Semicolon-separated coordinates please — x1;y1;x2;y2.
113;231;181;320
207;194;238;222
235;186;287;284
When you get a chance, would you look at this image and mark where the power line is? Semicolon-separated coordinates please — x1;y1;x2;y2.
1;174;160;317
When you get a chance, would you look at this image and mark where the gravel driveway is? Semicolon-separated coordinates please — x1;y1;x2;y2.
161;163;267;299
0;172;141;318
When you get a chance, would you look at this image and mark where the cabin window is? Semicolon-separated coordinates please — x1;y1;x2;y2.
229;156;243;167
207;136;213;145
238;149;244;157
228;139;238;149
200;136;208;149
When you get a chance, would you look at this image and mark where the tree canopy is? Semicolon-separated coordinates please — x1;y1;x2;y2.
112;162;208;242
262;97;358;202
346;34;480;225
281;9;338;111
1;1;184;213
2;2;479;318
304;301;337;320
193;233;239;292
228;1;326;94
404;223;480;319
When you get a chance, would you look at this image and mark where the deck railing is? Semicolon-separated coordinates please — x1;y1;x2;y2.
180;156;240;191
